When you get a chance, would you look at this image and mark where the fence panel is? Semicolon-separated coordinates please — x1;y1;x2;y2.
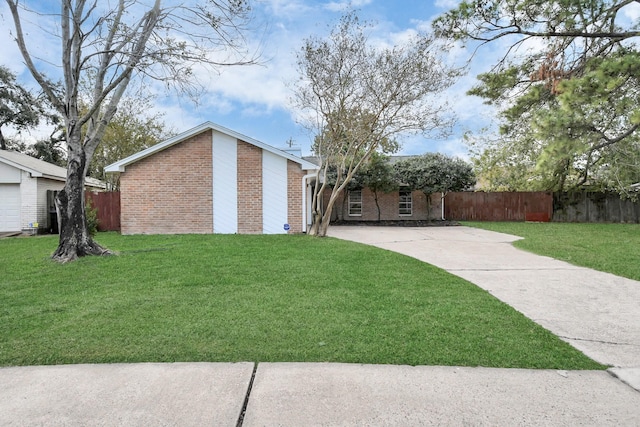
444;192;553;222
553;192;640;223
86;191;121;231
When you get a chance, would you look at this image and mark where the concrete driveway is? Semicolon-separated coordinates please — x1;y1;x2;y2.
328;226;640;385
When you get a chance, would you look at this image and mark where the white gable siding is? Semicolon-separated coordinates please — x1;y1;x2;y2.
262;151;288;234
212;131;238;233
0;162;21;183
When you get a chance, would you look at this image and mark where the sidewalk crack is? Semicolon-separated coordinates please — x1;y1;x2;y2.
236;362;258;427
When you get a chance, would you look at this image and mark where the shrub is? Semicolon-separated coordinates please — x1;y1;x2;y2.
85;198;99;235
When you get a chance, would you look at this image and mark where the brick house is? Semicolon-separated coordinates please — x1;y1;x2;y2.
324;187;443;223
303;155;445;223
0;150;105;233
104;122;318;235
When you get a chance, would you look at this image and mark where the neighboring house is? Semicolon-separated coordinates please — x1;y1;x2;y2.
302;156;444;222
104;122;319;235
0;150;105;233
325;187;443;223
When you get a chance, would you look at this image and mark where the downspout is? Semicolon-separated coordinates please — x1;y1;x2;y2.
441;192;446;221
302;173;316;233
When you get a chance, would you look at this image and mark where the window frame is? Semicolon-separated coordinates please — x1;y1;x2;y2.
399;189;413;216
348;189;363;216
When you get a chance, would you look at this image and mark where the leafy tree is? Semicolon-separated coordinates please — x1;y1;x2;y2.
354;152;398;221
88;96;174;190
294;12;461;236
1;124;67;167
394;153;475;219
314;145;398;222
6;0;258;262
0;65;47;150
29;136;67;167
434;0;640;194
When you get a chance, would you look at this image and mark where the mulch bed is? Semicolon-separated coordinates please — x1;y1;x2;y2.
331;220;461;227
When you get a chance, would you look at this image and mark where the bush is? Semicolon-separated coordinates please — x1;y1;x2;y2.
85;198;99;235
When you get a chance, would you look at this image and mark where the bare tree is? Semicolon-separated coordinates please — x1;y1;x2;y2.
6;0;258;262
293;12;461;236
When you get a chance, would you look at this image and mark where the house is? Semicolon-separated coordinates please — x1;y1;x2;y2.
302;155;445;223
104;122;319;235
325;187;443;223
0;150;105;233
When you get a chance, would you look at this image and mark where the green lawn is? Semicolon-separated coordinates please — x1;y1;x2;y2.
0;233;603;369
465;222;640;281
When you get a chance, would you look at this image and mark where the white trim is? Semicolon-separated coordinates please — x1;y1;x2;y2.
212;131;238;233
301;173;316;233
105;121;319;173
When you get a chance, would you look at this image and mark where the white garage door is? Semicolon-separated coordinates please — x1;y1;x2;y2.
0;184;21;232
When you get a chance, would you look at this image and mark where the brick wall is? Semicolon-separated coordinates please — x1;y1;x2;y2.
119;128;310;235
287;160;304;233
120;130;213;234
237;140;263;234
326;188;442;222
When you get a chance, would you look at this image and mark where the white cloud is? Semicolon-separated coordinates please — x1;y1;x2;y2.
0;0;506;160
0;3;60;84
260;0;314;19
434;0;461;10
621;2;640;22
324;0;373;13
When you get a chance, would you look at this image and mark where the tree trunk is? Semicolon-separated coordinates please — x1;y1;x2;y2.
51;144;110;262
309;211;322;236
318;211;332;236
373;190;381;221
424;192;431;222
0;128;6;150
316;190;341;237
308;195;334;237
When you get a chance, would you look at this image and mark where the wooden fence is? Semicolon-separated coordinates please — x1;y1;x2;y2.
553;192;640;223
444;191;553;222
86;191;121;231
80;191;639;233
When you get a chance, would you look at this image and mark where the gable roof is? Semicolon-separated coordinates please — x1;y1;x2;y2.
104;121;319;173
0;150;105;188
0;149;67;180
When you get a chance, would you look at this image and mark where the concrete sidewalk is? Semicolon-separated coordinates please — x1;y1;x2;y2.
2;362;639;426
2;225;640;426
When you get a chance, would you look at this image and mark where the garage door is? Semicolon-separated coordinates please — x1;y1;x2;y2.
0;184;21;232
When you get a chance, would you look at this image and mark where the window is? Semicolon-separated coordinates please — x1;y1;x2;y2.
399;190;412;216
348;190;362;216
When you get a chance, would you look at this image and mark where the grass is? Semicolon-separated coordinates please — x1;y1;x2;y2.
464;222;640;281
0;232;603;369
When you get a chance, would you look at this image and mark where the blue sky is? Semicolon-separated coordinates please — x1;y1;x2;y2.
1;0;504;158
